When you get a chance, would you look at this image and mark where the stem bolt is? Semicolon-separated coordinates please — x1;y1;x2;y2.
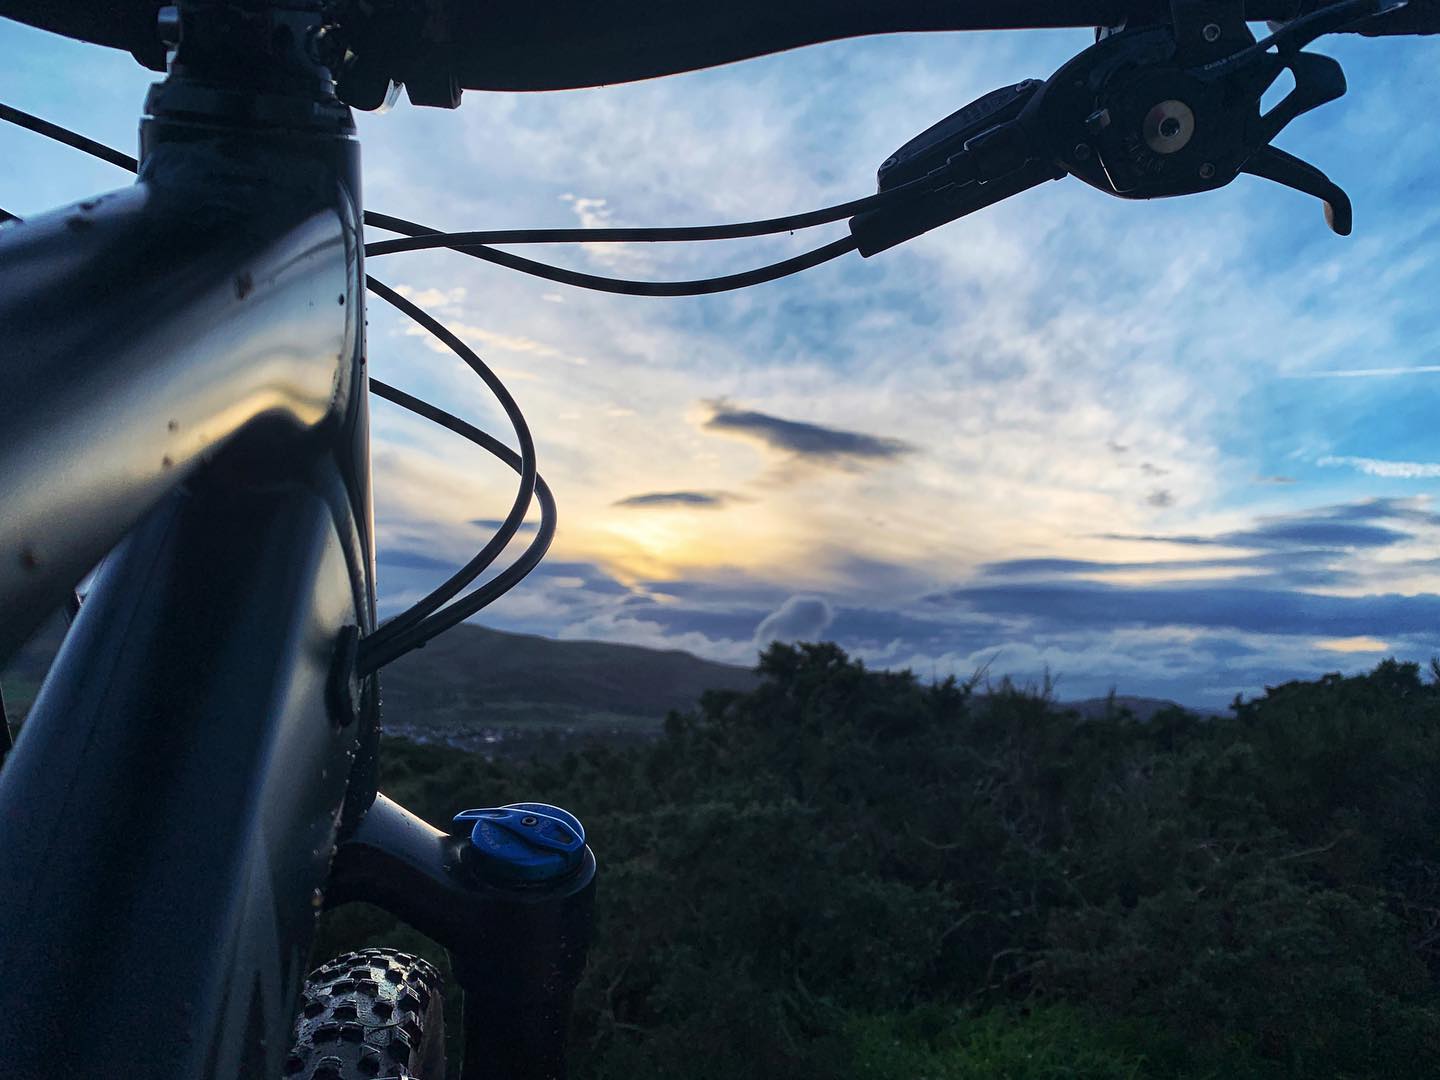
157;5;182;45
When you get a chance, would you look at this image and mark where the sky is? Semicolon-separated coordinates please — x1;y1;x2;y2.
3;18;1439;707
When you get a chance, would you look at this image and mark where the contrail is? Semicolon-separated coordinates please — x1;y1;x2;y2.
1286;365;1440;379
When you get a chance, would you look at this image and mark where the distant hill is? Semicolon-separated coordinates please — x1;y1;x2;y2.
3;617;1214;752
1064;695;1220;721
379;624;761;749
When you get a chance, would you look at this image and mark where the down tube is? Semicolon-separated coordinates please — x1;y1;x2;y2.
0;452;368;1079
0;182;354;665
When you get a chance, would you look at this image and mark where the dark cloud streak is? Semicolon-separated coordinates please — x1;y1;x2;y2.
703;402;915;464
1102;522;1410;550
614;490;746;509
928;581;1440;640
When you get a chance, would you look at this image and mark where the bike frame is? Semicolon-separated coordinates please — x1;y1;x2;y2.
0;17;377;1079
0;8;594;1078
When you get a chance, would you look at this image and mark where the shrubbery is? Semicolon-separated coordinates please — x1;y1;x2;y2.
316;645;1440;1077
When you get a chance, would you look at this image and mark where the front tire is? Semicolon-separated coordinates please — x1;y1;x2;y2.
283;947;446;1079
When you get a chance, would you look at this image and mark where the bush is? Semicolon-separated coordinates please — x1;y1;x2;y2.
318;647;1440;1078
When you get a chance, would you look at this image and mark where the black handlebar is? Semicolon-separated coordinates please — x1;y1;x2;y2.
2;0;1435;94
441;0;1432;92
446;1;1142;91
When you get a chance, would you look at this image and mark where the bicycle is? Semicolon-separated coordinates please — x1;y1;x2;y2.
0;1;1433;1077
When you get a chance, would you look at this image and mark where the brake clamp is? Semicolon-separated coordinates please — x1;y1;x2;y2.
1032;0;1395;233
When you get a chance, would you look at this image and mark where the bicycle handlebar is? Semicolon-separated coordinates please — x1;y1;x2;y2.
1;0;1435;94
441;0;1430;91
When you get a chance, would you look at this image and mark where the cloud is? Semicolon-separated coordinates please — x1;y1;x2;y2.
1103;503;1416;550
984;558;1118;576
1146;489;1175;508
703;401;915;466
1222;521;1409;548
402;320;587;366
1319;455;1440;479
613;490;748;509
1321;497;1438;524
926;581;1440;640
1316;636;1390;653
392;285;467;310
979;549;1343;583
378;549;456;572
754;595;835;646
531;560;634;595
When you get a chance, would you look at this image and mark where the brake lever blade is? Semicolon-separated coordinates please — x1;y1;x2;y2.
1242;144;1353;234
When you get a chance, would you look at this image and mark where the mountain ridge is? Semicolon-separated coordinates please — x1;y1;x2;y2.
3;618;1212;738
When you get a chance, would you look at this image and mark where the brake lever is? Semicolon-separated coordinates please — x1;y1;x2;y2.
1242;144;1353;233
850;0;1381;256
1037;0;1386;233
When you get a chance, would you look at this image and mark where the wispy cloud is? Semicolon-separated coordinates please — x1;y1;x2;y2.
1319;455;1440;479
378;549;458;572
402;319;587;366
393;284;468;310
1103;523;1407;549
1316;636;1390;653
926;581;1440;639
1100;500;1430;551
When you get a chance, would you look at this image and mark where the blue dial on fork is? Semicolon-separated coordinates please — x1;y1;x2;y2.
453;802;587;885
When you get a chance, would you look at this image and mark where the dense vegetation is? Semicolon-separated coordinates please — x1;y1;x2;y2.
316;645;1440;1078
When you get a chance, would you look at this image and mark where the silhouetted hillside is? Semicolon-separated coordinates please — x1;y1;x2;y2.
4;617;1214;743
1064;694;1222;721
378;624;760;747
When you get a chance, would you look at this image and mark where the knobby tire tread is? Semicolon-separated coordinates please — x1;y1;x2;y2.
284;948;446;1079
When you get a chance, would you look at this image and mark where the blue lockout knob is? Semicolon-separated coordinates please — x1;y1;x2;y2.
452;803;586;886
